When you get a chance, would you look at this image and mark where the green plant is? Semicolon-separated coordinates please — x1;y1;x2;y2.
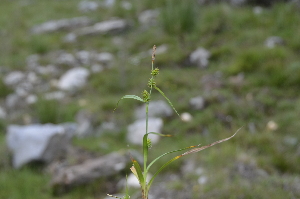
108;45;239;199
160;0;197;47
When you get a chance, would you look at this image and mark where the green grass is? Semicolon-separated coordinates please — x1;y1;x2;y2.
0;0;300;198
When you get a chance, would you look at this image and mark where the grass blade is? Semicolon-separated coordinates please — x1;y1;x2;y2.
114;95;144;111
148;132;172;137
147;145;198;171
131;158;145;186
154;86;180;117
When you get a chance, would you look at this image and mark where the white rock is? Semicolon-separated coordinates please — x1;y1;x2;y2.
138;10;159;26
31;17;92;34
181;112;193;122
4;71;25;87
44;91;66;100
189;96;205;110
91;64;104;73
26;54;40;69
57;67;90;91
6;124;75;168
135;100;173;119
78;1;99;12
121;1;132;10
94;52;114;65
56;52;77;66
264;36;285;48
253;6;263;15
127;173;152;188
76;50;91;65
63;33;77;43
26;94;37;104
190;48;211;68
127;118;163;145
76;19;128;36
0;106;6;119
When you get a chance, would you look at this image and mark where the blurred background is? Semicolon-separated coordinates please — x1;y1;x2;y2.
0;0;300;198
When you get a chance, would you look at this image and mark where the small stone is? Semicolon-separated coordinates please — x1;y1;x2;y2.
190;48;211;68
181;112;193;122
78;1;99;12
0;106;6;119
4;71;25;87
267;120;278;131
138;10;159;26
264;36;285;48
57;67;90;91
189;96;205;110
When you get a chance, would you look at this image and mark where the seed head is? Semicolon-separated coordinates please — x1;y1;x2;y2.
151;68;159;76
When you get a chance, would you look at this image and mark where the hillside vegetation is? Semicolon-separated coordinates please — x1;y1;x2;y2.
0;0;300;199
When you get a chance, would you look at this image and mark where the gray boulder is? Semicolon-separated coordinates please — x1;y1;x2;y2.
127;117;163;145
6;123;76;168
57;67;90;91
73;19;129;37
51;152;129;188
31;17;92;34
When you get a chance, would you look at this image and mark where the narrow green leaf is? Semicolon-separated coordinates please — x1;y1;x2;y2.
114;95;144;111
148;155;181;189
147;145;198;171
148;132;172;137
131;159;145;186
154;86;180;117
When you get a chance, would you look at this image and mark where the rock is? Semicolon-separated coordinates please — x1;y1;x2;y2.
138;10;159;26
91;64;104;73
78;1;99;12
134;100;173;119
127;172;152;188
31;17;92;34
76;50;91;65
264;36;285;48
0;106;6;119
56;52;77;66
4;71;25;87
26;54;40;69
127;118;163;145
44;91;66;100
5;93;24;110
51;152;129;188
75;110;93;137
189;48;211;68
34;64;59;76
94;52;114;67
180;112;193;122
6;123;75;168
189;96;206;110
57;67;90;91
76;19;129;36
253;6;263;15
267;120;278;131
26;94;38;104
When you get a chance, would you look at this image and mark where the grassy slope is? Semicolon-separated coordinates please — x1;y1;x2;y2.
0;0;300;198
